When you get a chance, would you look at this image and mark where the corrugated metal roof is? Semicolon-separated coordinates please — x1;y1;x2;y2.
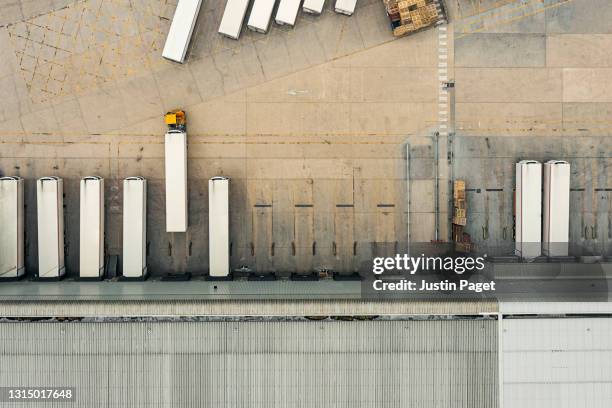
0;299;498;318
502;317;612;408
0;319;498;407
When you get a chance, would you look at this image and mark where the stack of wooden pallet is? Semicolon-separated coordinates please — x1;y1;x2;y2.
383;0;447;37
452;180;473;253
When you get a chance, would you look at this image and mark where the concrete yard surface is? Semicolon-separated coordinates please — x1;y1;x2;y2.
0;0;611;276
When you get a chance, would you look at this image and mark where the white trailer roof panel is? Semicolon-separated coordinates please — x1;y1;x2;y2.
0;177;24;279
515;160;542;259
37;177;65;278
209;177;230;277
334;0;357;15
123;177;147;278
303;0;326;14
247;0;275;33
79;177;105;278
543;160;570;257
165;131;188;232
219;0;250;39
162;0;203;63
275;0;300;26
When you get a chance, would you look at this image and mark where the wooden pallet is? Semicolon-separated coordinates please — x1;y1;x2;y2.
385;0;447;37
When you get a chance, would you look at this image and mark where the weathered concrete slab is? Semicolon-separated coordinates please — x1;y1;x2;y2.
0;29;19;78
352;67;438;102
455;68;563;102
455;102;563;136
546;0;612;34
562;103;612;136
455;33;546;67
563;68;612;102
455;0;546;35
153;65;202;112
547;34;612;67
77;84;127;134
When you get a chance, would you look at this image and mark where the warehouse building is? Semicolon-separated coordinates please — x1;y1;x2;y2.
0;0;611;406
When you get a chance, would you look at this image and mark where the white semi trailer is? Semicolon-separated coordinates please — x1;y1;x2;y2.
515;160;542;259
247;0;276;33
303;0;326;14
0;177;25;279
334;0;357;15
219;0;250;39
79;176;105;279
276;0;301;26
37;177;65;279
165;129;188;232
209;177;230;278
543;160;570;257
162;0;203;63
123;177;148;279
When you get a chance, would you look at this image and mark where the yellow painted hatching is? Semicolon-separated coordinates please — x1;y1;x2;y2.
6;0;173;104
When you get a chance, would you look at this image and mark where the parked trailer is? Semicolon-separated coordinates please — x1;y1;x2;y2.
219;0;250;39
37;177;65;279
543;160;570;257
334;0;356;15
303;0;326;14
123;177;147;278
0;177;24;279
165;130;188;232
275;0;301;26
209;177;230;277
515;160;542;259
79;177;104;279
162;0;203;63
247;0;275;33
